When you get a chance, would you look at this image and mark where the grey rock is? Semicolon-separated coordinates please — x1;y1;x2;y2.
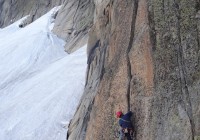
18;15;34;28
0;0;63;28
52;0;95;53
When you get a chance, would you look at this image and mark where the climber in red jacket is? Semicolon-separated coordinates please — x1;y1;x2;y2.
116;111;134;140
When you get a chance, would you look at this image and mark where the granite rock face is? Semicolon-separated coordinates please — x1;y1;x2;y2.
67;0;200;140
53;0;95;53
0;0;63;28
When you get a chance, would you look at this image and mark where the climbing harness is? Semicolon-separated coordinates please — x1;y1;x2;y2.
120;118;131;123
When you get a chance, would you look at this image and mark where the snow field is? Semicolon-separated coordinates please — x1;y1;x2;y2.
0;7;87;140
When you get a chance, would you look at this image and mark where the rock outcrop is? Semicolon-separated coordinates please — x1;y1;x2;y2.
53;0;95;53
67;0;200;140
0;0;63;28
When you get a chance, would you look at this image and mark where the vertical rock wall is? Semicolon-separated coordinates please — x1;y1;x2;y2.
0;0;63;28
68;0;200;140
149;0;200;139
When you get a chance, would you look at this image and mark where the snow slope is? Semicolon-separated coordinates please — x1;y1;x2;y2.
0;7;87;140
